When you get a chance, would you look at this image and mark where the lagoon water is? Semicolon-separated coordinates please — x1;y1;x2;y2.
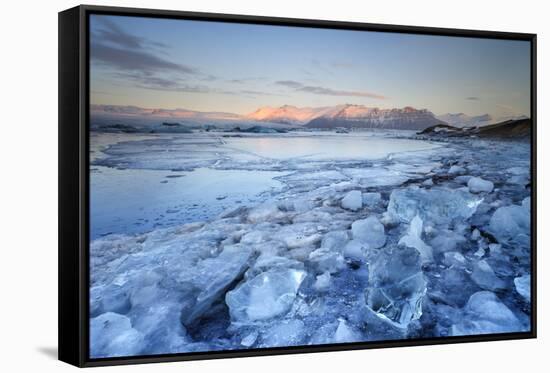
90;132;439;239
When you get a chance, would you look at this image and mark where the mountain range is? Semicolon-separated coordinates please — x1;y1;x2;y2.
91;104;525;131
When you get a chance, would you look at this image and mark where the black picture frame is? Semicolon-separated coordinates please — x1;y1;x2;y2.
59;4;537;368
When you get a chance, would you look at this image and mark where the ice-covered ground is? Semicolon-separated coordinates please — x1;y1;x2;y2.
89;131;531;358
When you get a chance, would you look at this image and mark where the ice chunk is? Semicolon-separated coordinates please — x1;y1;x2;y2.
467;177;494;193
308;247;346;274
365;246;427;329
489;204;530;247
522;197;531;212
442;251;467;267
321;230;349;251
448;165;465;174
429;229;466;253
313;271;331;292
362;192;382;208
343;240;365;260
398;215;433;263
272;223;322;249
226;268;306;323
240;331;258;347
351;216;386;249
180;244;253;326
90;312;144;358
471;229;480;240
422;178;434;186
334;319;361;343
514;275;531;302
248;202;287;223
387;187;482;226
260;319;306;347
451;291;524;336
470;260;506;291
341;190;363;211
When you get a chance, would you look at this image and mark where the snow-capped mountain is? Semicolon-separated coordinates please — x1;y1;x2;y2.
305;105;443;130
245;105;340;124
436;113;493;128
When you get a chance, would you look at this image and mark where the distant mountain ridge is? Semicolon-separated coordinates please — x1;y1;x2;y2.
91;104;527;133
418;118;531;139
304;105;443;130
436;113;493;128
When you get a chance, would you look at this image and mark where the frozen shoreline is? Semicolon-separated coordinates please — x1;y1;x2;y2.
89;131;531;358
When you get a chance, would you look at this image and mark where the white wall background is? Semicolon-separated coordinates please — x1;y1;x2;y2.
0;0;547;370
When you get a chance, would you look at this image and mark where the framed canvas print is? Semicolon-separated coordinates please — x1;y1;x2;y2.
58;5;536;367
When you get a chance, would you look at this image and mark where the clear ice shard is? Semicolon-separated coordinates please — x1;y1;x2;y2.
365;246;427;329
387;186;482;226
226;268;306;323
398;214;433;263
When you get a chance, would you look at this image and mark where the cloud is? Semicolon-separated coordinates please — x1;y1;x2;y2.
275;80;386;99
91;17;210;90
276;80;303;89
93;17;168;50
111;72;210;93
466;96;480;101
91;43;198;75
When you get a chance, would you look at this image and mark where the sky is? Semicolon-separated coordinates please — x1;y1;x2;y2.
90;14;531;118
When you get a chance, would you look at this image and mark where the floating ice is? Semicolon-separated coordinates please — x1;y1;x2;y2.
226;268;306;323
514;275;531;302
398;215;433;263
467;177;494;193
365;246;427;329
489;204;530;247
351;216;386;249
387;186;482;226
470;260;506;291
341;190;363;211
90;312;144;358
451;291;524;336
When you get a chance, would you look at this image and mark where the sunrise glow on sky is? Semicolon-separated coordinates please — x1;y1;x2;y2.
90;15;531;118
